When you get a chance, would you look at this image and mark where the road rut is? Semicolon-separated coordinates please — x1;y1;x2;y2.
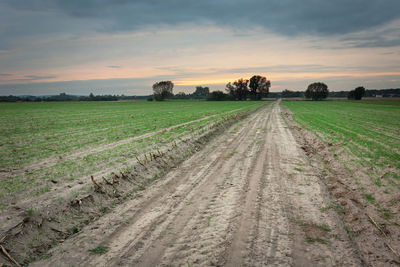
34;101;361;266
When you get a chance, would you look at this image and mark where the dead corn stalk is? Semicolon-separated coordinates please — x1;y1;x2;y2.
90;176;102;191
367;213;400;258
135;156;146;167
0;245;20;267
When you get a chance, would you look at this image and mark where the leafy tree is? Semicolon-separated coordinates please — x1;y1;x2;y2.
249;75;270;100
226;78;249;100
305;82;329;100
152;81;174;101
354;86;366;100
347;86;365;100
193;86;210;99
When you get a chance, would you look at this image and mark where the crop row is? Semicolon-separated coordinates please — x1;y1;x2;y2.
0;101;262;169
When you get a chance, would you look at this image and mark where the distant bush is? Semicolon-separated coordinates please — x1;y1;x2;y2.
281;89;304;98
347;90;355;100
305;82;329;100
207;91;230;101
174;92;188;99
348;86;366;100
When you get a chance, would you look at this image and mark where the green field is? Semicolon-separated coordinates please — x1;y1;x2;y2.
0;100;265;208
284;100;400;213
339;98;400;106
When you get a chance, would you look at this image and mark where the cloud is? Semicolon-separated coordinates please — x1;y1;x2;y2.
107;65;121;68
3;0;400;39
0;73;12;76
338;20;400;48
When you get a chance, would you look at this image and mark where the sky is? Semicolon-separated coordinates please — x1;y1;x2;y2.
0;0;400;96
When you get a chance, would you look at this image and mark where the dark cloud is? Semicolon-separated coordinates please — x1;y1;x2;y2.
3;0;400;38
107;65;121;68
0;73;12;76
156;64;395;77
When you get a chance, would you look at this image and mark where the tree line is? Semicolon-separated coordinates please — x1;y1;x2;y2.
274;88;400;99
151;75;271;101
1;80;399;102
0;93;140;102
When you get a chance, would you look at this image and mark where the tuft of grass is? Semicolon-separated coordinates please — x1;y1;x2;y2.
294;167;303;172
26;207;38;217
70;226;79;234
320;202;343;214
318;224;332;233
380;208;393;221
305;237;330;244
34;185;51;196
364;194;376;204
373;178;382;187
383;189;391;194
88;246;109;254
344;225;354;240
100;206;109;214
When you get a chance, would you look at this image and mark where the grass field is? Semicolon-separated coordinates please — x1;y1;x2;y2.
0;100;265;208
284;100;400;220
340;98;400;106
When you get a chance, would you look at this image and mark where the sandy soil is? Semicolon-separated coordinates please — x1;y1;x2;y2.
30;102;361;266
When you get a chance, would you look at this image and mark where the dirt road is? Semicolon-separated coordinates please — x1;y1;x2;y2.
34;102;362;266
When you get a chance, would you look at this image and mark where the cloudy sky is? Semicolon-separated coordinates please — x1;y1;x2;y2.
1;0;400;96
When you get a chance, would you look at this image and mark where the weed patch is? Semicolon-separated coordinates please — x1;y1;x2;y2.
88;246;109;254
